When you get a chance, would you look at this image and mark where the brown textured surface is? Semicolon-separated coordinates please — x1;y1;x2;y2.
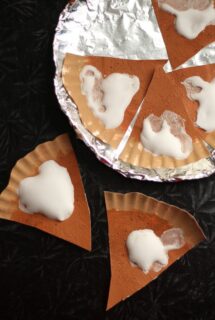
120;67;209;169
169;63;215;147
0;134;91;251
62;53;165;148
104;192;205;310
152;0;215;68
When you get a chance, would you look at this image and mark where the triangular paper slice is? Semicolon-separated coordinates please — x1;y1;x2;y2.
120;66;209;169
104;192;205;310
62;53;165;148
0;134;91;251
167;63;215;148
152;0;215;69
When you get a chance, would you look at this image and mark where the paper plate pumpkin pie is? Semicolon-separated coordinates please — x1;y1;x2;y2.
104;192;205;310
120;67;209;169
62;53;165;149
153;0;215;68
0;134;91;251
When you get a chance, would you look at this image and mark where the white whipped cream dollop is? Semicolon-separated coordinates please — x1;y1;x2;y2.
159;1;215;40
183;76;215;132
17;160;74;221
126;228;185;273
80;65;140;129
140;111;193;160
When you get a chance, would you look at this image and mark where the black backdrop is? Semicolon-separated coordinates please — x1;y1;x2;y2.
0;1;215;319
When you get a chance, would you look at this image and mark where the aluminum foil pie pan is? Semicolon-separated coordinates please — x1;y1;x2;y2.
53;0;215;182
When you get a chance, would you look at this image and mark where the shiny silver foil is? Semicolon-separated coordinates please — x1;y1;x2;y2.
54;0;215;182
54;0;167;61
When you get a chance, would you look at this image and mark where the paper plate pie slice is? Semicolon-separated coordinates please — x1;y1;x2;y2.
168;63;215;148
120;67;209;169
62;53;165;149
0;134;91;251
152;0;215;69
104;191;205;310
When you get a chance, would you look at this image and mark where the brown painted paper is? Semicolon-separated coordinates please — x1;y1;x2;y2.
105;191;205;310
169;63;215;148
120;67;209;169
0;134;91;251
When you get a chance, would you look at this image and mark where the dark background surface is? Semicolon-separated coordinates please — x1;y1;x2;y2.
0;1;215;319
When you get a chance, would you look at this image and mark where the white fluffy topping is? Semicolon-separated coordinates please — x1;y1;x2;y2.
140;112;193;160
183;76;215;132
80;65;140;129
126;228;185;273
17;160;74;221
159;1;215;39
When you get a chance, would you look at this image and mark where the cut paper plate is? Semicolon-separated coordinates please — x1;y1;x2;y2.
167;63;215;148
0;134;91;251
104;191;205;310
119;67;209;169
